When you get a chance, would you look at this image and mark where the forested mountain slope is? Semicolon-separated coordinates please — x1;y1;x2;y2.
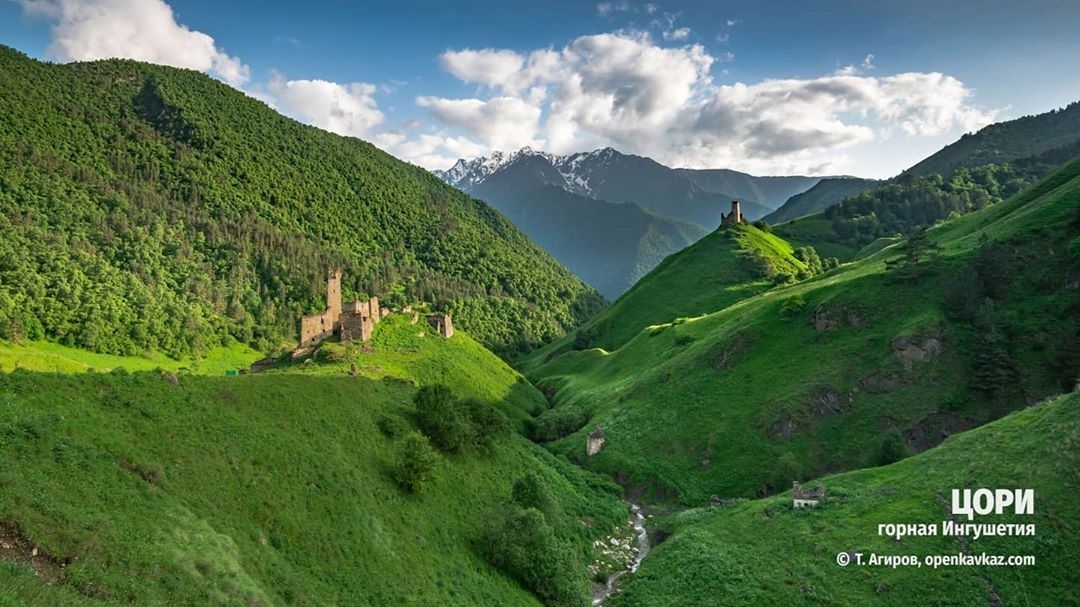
764;177;882;224
0;46;602;358
906;100;1080;177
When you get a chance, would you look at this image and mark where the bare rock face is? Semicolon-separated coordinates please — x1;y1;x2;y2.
586;425;605;456
812;303;869;332
712;334;750;371
858;371;906;394
812;307;841;332
813;389;844;415
891;335;944;371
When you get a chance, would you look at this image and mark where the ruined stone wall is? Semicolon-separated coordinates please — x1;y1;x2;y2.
721;200;744;226
298;270;385;347
300;311;335;347
339;312;364;342
368;297;380;323
426;314;454;338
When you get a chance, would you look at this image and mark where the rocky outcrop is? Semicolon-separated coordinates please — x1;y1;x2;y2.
891;335;944;372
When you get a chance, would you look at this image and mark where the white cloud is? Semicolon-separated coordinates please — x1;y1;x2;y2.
597;0;632;16
420;32;996;175
726;18;740;27
663;27;690;41
416;94;543;151
644;3;658;14
439;48;525;88
660;72;996;173
836;52;876;77
266;72;384;137
17;0;250;87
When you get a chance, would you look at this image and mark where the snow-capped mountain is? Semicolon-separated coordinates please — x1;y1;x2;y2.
435;146;823;227
432;146;827;298
437;146;621;197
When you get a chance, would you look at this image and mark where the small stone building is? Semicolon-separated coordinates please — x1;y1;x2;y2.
793;481;825;508
720;200;745;227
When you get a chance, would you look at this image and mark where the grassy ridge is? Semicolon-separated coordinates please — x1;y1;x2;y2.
613;392;1080;606
0;341;260;376
524;159;1080;505
519;224;811;366
0;317;624;605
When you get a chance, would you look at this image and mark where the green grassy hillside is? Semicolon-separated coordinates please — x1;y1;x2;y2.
523;159;1080;505
613;391;1080;606
0;46;602;359
519;223;814;364
0;316;625;605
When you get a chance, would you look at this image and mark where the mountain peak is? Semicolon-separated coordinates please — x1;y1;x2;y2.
437;145;630;195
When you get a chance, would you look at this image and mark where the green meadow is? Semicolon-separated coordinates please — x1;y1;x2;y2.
0;316;625;606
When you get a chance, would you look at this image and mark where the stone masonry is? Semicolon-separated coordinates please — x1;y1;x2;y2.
299;270;383;348
720;200;745;227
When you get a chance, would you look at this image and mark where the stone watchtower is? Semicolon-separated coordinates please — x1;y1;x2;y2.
326;269;342;322
298;269;385;348
720;200;744;227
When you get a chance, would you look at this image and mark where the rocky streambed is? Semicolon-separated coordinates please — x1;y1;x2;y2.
592;503;650;605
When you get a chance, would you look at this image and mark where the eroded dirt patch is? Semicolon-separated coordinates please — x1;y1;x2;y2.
0;519;71;585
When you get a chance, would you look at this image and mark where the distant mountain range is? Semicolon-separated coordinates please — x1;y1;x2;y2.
438;147;821;226
437;146;825;297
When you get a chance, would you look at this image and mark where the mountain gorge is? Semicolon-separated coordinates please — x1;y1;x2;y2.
523;157;1080;505
3;33;1080;607
438;147;823;297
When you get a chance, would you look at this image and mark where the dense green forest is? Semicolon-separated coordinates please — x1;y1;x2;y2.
0;46;603;359
776;139;1080;252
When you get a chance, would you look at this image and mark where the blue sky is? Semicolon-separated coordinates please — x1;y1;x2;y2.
3;0;1079;177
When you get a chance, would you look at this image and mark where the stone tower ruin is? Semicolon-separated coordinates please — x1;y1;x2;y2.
720;200;744;227
298;270;385;348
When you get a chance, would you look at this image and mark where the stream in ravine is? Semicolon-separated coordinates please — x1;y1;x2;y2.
592;503;650;605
